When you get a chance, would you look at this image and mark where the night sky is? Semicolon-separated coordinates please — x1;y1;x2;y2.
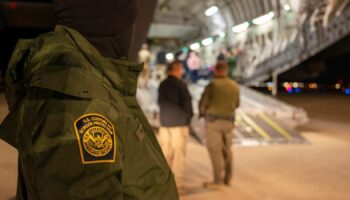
280;34;350;84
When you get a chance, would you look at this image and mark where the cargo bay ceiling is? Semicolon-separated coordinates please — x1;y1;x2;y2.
149;0;350;83
149;0;295;43
0;0;349;84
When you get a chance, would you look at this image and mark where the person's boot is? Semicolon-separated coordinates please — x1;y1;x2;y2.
177;186;187;195
224;179;231;186
203;181;224;189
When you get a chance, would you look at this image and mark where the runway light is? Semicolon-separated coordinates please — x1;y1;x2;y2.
309;83;318;89
166;53;174;61
232;22;250;33
335;83;341;90
284;4;291;11
293;82;299;88
6;2;17;10
205;6;218;16
190;42;200;51
201;37;214;46
345;88;350;95
252;12;275;25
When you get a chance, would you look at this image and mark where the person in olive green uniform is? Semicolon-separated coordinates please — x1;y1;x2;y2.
0;0;178;199
199;61;240;188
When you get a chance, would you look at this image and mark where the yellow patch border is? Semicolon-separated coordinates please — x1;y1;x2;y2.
74;113;117;164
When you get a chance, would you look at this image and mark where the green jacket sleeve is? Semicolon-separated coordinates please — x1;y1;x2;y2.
199;83;211;117
19;88;123;200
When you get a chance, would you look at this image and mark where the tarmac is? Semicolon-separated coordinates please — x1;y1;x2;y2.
1;93;350;200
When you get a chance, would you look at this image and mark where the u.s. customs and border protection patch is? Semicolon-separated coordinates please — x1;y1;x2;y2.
74;113;116;164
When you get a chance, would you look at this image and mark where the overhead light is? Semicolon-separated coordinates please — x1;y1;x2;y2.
201;37;214;46
232;22;250;33
219;32;226;38
166;53;174;61
182;47;189;54
205;6;218;16
284;4;291;11
159;3;170;13
252;12;275;25
190;42;200;50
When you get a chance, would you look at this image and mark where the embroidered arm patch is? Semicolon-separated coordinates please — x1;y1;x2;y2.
74;113;116;164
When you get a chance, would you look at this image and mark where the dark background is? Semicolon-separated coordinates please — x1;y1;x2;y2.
0;0;349;85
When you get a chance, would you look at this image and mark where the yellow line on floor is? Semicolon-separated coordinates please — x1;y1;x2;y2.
241;114;271;141
259;113;292;140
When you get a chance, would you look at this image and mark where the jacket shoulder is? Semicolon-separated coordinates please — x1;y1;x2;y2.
26;32;106;99
29;32;89;72
230;80;239;89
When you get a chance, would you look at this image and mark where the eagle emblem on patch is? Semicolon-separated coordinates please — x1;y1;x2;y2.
74;113;116;164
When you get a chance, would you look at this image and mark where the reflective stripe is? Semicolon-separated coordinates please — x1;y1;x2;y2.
259;113;292;140
241;114;271;141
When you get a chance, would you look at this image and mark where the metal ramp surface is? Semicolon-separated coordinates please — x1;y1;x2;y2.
235;113;306;145
137;80;308;146
189;113;307;147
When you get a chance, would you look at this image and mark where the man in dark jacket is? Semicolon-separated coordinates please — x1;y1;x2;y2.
158;61;193;192
0;0;178;199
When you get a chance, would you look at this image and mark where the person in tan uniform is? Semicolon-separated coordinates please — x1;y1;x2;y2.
138;43;152;88
199;61;240;188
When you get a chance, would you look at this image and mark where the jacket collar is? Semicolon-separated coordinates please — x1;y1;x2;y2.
55;25;143;96
214;75;228;79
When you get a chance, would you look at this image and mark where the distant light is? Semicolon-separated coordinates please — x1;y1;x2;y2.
190;42;200;51
309;83;318;89
335;83;341;90
300;83;305;88
6;2;17;10
283;82;290;88
295;88;301;93
293;82;299;88
201;37;214;46
345;88;350;95
166;53;174;61
287;88;293;94
232;22;250;33
205;6;218;16
219;32;226;38
284;4;291;11
252;12;275;25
